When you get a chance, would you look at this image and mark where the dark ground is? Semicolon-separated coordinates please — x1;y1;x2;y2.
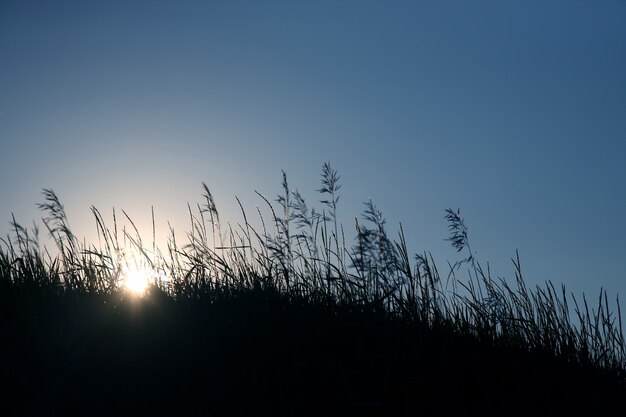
1;284;624;416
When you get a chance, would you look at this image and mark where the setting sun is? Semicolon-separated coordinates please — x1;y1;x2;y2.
119;251;152;295
124;263;149;295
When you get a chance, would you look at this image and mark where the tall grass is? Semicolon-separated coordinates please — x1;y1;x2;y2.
1;162;624;378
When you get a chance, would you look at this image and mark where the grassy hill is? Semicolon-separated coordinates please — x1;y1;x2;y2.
1;164;624;415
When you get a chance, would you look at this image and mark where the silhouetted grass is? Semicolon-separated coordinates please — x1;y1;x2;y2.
1;163;624;415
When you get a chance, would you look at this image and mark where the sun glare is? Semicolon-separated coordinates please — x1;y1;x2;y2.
120;251;152;295
125;263;149;295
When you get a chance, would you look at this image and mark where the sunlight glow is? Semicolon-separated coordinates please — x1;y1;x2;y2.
119;250;153;296
124;263;150;295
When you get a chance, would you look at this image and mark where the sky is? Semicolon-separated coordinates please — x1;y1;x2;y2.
1;0;625;300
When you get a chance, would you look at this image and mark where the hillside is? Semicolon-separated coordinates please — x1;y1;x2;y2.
1;284;623;416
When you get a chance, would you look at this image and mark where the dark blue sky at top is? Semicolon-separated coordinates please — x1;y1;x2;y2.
1;0;625;298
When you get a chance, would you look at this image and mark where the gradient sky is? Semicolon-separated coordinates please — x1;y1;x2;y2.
1;0;625;299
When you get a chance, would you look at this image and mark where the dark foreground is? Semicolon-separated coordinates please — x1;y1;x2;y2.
1;285;624;417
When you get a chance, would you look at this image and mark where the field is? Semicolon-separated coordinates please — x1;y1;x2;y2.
1;164;624;416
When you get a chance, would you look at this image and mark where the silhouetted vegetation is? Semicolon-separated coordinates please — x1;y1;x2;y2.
1;163;624;415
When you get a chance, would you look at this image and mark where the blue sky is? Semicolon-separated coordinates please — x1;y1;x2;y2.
1;0;625;298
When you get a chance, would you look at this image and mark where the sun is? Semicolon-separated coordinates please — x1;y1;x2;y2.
124;263;150;295
120;250;152;295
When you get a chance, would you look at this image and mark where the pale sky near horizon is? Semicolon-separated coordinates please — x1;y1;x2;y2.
1;0;625;300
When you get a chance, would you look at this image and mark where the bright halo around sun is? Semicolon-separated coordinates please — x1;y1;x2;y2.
125;263;149;295
120;250;152;296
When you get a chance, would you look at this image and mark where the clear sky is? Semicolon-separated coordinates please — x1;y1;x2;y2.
1;0;625;299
